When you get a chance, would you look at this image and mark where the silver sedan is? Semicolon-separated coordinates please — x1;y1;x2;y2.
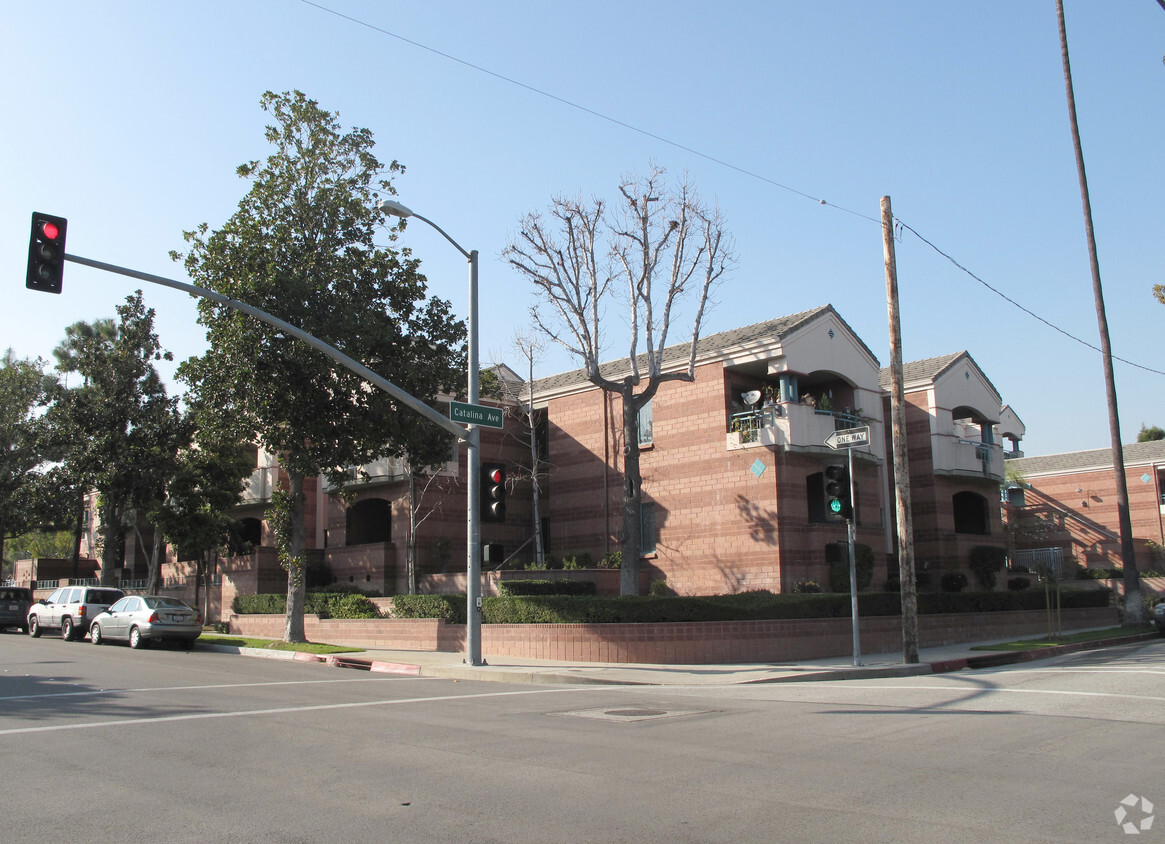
89;595;203;649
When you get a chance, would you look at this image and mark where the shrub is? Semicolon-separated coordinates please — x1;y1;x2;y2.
498;579;597;597
231;592;379;619
597;551;622;569
792;580;822;594
390;594;465;623
827;542;874;592
561;552;593;570
1076;566;1122;580
600;552;622;569
1007;577;1031;592
968;546;1006;590
648;578;673;597
941;572;969;593
233;593;286;615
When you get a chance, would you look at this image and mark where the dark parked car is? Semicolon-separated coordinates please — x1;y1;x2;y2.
1153;599;1165;634
27;586;126;640
89;595;203;649
0;586;33;633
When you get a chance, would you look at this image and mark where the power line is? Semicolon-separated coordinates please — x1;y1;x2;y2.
895;220;1165;376
301;0;1162;378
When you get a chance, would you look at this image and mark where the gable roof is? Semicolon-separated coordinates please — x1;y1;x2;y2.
1007;440;1165;475
878;350;1002;404
533;304;877;397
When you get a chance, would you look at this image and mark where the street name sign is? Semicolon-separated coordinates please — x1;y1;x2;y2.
825;426;870;450
450;400;504;430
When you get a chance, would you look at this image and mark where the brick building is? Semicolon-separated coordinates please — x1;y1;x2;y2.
1004;440;1165;572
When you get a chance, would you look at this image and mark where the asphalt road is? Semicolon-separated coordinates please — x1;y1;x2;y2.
2;633;1162;843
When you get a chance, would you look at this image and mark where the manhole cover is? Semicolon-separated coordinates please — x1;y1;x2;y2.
552;706;714;723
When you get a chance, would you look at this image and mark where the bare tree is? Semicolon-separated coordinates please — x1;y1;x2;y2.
505;166;734;594
511;331;549;570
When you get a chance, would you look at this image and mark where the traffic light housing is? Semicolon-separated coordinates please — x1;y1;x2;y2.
481;463;507;523
823;461;852;522
26;212;68;294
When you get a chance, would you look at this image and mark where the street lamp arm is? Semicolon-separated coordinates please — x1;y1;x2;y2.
379;199;471;261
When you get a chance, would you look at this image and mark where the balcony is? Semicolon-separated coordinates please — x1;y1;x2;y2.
241;466;278;503
727;403;869;452
932;436;1004;480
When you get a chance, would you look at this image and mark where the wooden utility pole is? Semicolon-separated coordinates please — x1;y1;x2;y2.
881;195;919;663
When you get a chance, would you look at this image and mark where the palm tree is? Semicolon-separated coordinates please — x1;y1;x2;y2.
1055;0;1144;624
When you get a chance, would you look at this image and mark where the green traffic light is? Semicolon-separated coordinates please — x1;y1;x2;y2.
829;499;842;513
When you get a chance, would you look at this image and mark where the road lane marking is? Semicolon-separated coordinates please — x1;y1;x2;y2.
0;676;405;703
0;687;591;736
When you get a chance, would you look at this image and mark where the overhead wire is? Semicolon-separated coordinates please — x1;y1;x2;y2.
301;0;1162;378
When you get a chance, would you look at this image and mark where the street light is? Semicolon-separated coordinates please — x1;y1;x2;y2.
379;198;484;666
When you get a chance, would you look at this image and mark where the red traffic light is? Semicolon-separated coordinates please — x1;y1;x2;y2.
41;221;60;240
489;468;503;484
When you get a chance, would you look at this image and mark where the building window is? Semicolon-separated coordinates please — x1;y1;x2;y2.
953;491;990;535
637;399;654;446
640;502;656;555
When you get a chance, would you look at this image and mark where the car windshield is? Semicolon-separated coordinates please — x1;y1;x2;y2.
88;590;124;604
0;588;30;600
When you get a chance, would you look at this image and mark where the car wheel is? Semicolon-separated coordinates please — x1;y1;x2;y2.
90;623;103;645
28;615;40;638
129;626;147;649
61;617;75;641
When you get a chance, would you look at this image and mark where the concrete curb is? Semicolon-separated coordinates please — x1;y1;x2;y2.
929;631;1161;674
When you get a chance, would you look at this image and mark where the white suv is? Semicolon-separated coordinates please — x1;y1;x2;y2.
27;586;126;641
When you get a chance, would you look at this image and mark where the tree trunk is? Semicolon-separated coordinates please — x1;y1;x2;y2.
70;492;85;580
99;503;124;587
146;529;163;595
193;551;204;621
619;382;643;596
284;470;308;643
407;473;418;595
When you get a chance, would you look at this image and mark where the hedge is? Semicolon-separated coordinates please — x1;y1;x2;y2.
232;592;380;619
235;587;1111;625
498;579;598;597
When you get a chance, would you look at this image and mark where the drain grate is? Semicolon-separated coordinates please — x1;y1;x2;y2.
552;706;714;723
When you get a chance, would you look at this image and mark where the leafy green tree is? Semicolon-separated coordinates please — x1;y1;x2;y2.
173;90;465;641
1137;424;1164;442
50;318;117;575
47;294;184;586
0;350;54;569
151;416;252;611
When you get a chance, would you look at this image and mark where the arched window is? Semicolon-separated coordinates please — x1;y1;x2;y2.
953;491;990;535
346;499;392;546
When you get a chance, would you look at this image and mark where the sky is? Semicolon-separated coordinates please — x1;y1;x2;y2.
2;1;1162;458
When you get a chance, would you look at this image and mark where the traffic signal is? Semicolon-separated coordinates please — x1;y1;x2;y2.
26;212;68;294
481;463;507;523
823;461;851;522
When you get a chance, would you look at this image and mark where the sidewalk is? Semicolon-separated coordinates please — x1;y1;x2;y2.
203;628;1161;686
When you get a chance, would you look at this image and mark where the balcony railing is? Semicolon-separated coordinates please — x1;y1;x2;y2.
727;404;872;451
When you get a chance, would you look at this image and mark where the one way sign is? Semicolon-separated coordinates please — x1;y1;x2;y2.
825;426;870;449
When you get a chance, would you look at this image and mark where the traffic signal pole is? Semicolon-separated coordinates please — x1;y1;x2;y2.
846;445;862;667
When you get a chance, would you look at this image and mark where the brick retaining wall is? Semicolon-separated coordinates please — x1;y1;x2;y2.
228;605;1118;665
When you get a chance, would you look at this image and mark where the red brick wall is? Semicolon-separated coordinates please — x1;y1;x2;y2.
545;364;886;596
228;606;1117;665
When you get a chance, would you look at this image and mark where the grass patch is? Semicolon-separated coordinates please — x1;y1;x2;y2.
971;626;1157;652
198;634;363;655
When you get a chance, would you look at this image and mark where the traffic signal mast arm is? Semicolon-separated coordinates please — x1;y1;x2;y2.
58;252;471;444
